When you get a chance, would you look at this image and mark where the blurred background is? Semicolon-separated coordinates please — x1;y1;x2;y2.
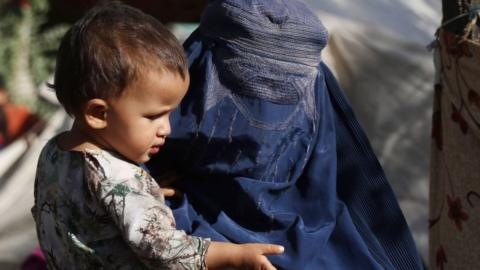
0;0;441;269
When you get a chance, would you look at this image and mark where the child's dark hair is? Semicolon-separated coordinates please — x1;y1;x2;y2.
51;1;188;116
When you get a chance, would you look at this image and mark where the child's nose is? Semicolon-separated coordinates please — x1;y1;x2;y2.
157;120;171;137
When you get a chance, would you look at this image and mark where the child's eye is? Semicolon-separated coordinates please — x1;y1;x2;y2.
145;111;170;120
145;114;162;120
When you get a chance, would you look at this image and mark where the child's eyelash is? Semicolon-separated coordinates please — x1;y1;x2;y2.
145;114;162;120
145;112;169;120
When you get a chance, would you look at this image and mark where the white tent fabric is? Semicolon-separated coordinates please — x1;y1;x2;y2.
300;0;441;261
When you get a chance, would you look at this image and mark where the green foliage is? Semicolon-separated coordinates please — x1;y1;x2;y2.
0;7;19;84
30;0;69;88
31;23;70;90
0;0;69;116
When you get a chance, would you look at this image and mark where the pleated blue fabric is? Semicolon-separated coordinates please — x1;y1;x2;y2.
147;0;424;269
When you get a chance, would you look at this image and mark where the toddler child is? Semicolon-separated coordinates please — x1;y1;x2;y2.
32;2;284;269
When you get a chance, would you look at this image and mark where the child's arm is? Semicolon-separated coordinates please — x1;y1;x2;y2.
156;177;285;269
156;173;284;269
206;242;284;270
85;155;284;269
85;155;209;269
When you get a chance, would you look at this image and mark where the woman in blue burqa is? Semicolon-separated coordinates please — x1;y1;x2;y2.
147;0;424;269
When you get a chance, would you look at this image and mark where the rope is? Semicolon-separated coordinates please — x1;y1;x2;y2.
440;4;480;28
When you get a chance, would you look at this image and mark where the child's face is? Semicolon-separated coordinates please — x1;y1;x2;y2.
102;69;188;163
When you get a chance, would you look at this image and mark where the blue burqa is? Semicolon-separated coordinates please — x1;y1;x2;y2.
147;0;424;269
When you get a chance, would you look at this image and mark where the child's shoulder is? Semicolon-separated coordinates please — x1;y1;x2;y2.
35;133;86;183
39;132;151;186
38;133;82;167
39;133;140;175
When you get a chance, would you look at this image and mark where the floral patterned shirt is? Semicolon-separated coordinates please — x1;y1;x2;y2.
32;135;209;269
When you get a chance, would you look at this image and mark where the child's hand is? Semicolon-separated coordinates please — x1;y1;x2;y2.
234;243;284;270
207;242;284;270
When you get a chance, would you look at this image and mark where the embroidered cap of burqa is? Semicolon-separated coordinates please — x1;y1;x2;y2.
147;0;424;269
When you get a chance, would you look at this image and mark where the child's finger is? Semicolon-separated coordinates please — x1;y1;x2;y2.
253;244;285;255
259;256;277;270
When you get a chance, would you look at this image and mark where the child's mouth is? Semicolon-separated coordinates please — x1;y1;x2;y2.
149;146;160;154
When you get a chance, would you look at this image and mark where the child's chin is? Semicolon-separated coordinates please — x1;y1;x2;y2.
140;154;153;163
129;154;149;164
137;157;149;164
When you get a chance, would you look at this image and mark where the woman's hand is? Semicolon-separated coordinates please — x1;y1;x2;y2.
154;171;183;198
160;187;177;197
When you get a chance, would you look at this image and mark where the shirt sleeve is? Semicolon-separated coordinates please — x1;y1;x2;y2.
83;152;210;269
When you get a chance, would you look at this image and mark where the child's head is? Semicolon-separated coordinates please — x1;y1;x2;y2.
52;1;188;116
52;2;189;163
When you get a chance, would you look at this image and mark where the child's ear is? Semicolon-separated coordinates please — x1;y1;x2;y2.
83;99;108;129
